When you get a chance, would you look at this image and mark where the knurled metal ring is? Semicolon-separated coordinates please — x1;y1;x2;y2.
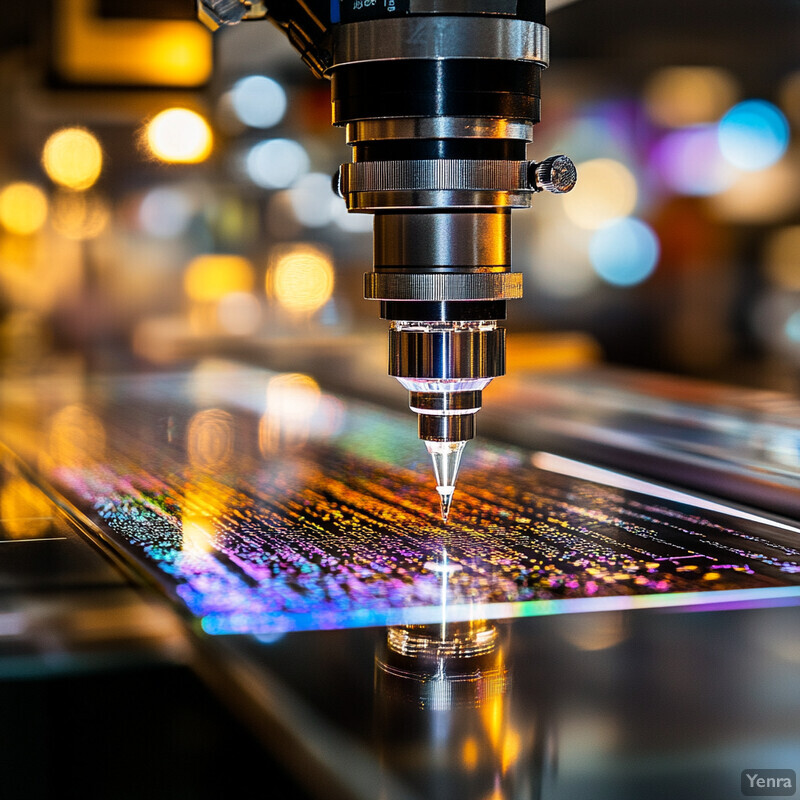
331;17;549;67
341;160;530;194
365;272;522;302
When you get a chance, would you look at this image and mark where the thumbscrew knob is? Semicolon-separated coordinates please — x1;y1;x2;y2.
528;155;577;194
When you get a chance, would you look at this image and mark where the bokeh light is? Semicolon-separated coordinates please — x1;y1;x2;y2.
49;404;106;467
562;158;638;229
260;372;321;453
644;67;738;128
0;182;48;235
245;138;310;189
718;99;790;171
528;222;597;299
0;477;53;539
187;408;234;469
268;243;334;314
230;75;287;128
589;217;660;287
184;254;255;302
651;125;738;196
288;173;338;227
333;202;373;233
139;186;194;238
710;156;800;223
42;127;103;190
51;190;110;240
217;291;262;335
145;108;213;164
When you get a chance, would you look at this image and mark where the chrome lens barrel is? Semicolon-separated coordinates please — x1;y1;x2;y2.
327;10;550;442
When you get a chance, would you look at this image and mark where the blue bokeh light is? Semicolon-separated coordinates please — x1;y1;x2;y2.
718;99;790;171
589;218;660;287
231;75;287;129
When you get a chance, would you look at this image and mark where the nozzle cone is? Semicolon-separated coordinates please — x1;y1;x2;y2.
425;440;467;523
437;486;454;523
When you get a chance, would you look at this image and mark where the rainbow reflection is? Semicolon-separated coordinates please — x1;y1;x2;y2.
4;368;799;636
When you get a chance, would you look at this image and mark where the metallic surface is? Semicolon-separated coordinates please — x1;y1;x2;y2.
418;412;476;441
331;17;549;67
386;622;499;658
345;118;534;144
196;0;248;29
341;159;531;194
346;189;533;211
365;272;522;301
409;390;482;414
373;212;510;267
530;154;578;193
389;328;505;379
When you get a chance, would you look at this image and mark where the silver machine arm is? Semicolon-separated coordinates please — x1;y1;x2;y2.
198;0;576;521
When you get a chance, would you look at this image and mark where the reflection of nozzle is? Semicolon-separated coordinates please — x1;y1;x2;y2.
377;621;506;711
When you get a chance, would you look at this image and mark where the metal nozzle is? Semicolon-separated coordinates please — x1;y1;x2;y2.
426;440;467;523
388;322;503;521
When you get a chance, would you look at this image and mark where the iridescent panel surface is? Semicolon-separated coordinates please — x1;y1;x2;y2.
2;363;799;636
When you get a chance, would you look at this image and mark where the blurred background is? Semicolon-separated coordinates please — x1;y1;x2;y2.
0;0;798;391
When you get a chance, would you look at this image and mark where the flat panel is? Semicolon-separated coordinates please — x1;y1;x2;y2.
2;364;799;636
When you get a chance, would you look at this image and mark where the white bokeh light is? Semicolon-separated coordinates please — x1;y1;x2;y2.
245;139;310;189
230;75;287;129
138;186;194;238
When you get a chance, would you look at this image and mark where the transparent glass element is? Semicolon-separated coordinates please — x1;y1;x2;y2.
426;440;467;522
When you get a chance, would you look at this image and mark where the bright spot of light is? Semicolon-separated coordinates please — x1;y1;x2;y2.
289;173;338;227
718;99;789;171
268;243;334;314
231;75;287;128
589;217;659;287
217;291;262;335
42;127;103;190
643;67;738;128
246;139;310;189
51;191;110;240
139;187;194;238
529;222;597;299
187;408;234;469
260;372;321;453
184;254;255;302
562;158;637;229
0;477;53;539
0;183;48;235
145;108;213;164
651;125;738;196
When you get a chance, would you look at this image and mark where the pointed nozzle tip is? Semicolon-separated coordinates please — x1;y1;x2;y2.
436;485;454;523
